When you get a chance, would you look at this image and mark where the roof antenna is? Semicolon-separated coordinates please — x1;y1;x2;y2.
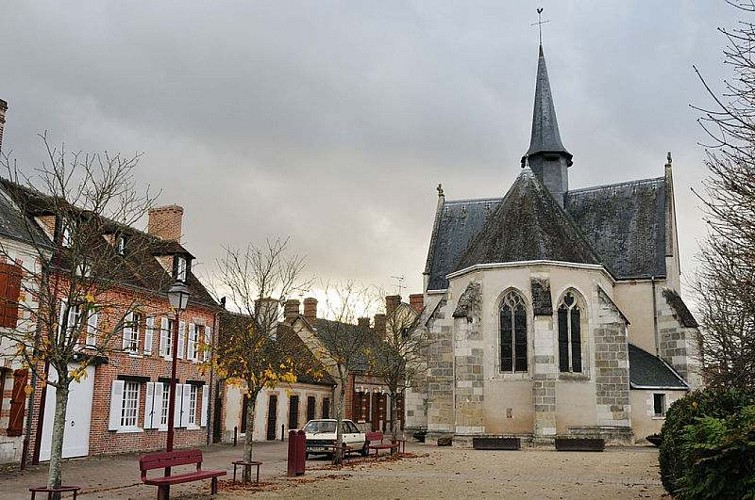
390;275;406;296
531;7;549;46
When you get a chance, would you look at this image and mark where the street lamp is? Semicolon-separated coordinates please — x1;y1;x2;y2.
166;281;190;453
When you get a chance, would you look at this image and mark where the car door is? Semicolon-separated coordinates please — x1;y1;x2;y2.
345;420;364;449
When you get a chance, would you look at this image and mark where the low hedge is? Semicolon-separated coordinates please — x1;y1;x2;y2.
659;387;755;498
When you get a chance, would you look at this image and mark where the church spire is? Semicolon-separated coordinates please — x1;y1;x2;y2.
526;44;571;161
525;43;572;207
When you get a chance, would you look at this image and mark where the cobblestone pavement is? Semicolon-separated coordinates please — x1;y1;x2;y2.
0;442;665;499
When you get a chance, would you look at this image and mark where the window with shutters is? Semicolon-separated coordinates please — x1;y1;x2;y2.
187;324;197;361
163;318;174;358
59;301;81;344
120;381;140;428
174;256;187;282
0;263;23;329
499;290;528;373
60;221;72;248
123;313;141;353
85;310;98;347
557;291;583;374
288;395;299;430
306;396;316;422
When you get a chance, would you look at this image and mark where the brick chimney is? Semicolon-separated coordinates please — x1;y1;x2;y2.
374;313;386;338
147;205;184;242
303;297;317;323
0;99;7;153
357;317;370;330
386;295;401;317
409;293;424;313
284;299;300;323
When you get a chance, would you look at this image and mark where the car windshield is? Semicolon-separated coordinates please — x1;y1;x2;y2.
304;421;336;433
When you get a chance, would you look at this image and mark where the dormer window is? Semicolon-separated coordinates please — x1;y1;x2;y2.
116;235;126;255
175;255;187;282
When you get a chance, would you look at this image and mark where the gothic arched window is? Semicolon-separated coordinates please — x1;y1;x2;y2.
558;291;582;373
500;291;527;373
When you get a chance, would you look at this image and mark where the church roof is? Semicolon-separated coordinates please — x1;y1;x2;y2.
526;45;571;160
453;168;599;273
566;178;667;279
424;175;669;290
628;343;688;389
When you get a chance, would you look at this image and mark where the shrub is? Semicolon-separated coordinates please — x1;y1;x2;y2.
677;406;755;499
659;388;755;496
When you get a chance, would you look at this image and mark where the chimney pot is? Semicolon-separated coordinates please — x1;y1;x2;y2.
147;205;184;242
303;297;317;323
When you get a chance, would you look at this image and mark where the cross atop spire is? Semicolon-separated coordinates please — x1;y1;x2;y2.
531;7;549;46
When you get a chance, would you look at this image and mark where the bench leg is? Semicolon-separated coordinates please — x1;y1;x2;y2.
211;477;218;495
157;484;169;500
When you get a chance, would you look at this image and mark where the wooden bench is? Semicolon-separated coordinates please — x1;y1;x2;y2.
554;437;605;452
365;431;405;456
29;485;81;499
139;449;226;499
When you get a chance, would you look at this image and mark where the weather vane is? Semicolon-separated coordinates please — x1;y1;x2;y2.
531;7;549;45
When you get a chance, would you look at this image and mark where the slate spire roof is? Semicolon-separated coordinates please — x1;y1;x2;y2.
453;168;600;272
526;45;572;162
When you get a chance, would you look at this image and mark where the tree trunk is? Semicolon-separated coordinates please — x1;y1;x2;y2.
333;380;346;465
47;382;69;498
242;389;259;483
389;390;398;453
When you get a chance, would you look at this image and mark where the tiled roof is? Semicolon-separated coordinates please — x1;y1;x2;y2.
453;168;600;273
0;178;217;308
0;189;53;249
424;176;669;290
566;178;667;279
628;343;688;389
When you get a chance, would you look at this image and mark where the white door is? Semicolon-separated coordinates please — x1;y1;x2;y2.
39;364;95;461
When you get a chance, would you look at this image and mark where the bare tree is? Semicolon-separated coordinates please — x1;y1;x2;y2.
308;282;373;464
212;238;311;482
0;134;158;493
691;0;755;388
367;300;427;448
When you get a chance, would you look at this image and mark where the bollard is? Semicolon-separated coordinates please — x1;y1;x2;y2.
281;424;285;441
233;426;238;447
287;430;297;476
295;430;306;475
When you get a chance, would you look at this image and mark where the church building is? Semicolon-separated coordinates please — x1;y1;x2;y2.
406;43;702;445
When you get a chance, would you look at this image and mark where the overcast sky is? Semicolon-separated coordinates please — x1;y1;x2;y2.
0;1;739;304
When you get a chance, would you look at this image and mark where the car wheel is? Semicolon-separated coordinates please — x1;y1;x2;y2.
360;442;369;457
305;452;310;460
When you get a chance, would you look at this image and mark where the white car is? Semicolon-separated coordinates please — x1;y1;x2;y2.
303;419;368;458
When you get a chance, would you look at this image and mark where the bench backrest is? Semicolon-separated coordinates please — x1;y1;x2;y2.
365;431;384;443
140;449;203;474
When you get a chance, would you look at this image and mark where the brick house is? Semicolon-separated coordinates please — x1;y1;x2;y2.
0;178;221;462
290;295;423;433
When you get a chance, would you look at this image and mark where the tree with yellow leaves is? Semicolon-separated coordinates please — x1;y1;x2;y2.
212;238;311;482
0;134;158;495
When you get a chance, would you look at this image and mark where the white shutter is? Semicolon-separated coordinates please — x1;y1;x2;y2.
144;382;155;429
173;384;183;428
180;383;192;427
144;316;154;355
58;299;67;342
109;380;125;431
177;321;185;359
187;323;196;361
155;383;166;430
200;385;209;427
204;326;212;361
86;311;98;347
160;317;169;358
122;312;133;351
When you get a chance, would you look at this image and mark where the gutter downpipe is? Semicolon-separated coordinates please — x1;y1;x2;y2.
207;309;218;446
651;276;660;356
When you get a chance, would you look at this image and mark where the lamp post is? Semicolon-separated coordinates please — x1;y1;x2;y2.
166;281;190;453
